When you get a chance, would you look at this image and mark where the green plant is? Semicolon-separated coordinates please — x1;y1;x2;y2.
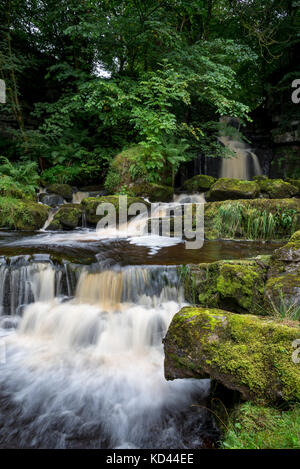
0;157;39;197
266;290;300;321
104;171;121;195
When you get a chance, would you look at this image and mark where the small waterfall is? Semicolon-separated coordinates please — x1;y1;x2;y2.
72;191;89;204
42;207;59;230
219;117;262;179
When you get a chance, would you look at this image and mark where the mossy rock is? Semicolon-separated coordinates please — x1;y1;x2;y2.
104;145;172;194
256;178;298;199
164;307;300;403
181;258;268;315
221;402;300;449
182;175;216;193
265;234;300;310
287;179;300;195
208;178;260;201
49;204;84;230
46;184;73;202
81;195;149;225
0;197;49;231
130;182;173;202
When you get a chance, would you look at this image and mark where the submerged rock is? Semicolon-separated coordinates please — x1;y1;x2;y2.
208;178;260;201
46;184;73;202
164;307;300;403
183;175;216;193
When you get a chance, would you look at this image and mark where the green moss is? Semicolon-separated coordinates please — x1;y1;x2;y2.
0;196;49;230
221;402;300;449
208;178;260;201
46;184;73;202
183;175;216;193
290;230;300;242
257;178;299;199
164;307;300;403
50;204;83;230
131;182;173;202
183;259;267;315
81;195;149;225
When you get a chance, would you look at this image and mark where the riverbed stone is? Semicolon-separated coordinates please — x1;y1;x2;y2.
255;178;298;199
208;178;260;201
182;175;216;193
49;204;84;230
164;307;300;403
46;184;73;202
130;182;174;202
81;195;149;225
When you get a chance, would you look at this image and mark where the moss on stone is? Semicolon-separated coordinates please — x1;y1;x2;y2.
50;204;84;230
208;178;260;201
131;182;174;202
182;175;216;193
0;196;49;230
81;195;149;225
257;178;298;199
46;184;73;202
164;307;300;403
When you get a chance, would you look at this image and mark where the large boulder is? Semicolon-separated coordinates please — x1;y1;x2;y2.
183;175;216;193
208;178;260;201
47;204;84;230
255;178;298;199
39;193;65;207
181;258;269;314
81;195;149;225
164;307;300;403
0;197;49;230
46;184;73;202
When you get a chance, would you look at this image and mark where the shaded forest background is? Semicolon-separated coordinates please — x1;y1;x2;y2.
0;0;299;188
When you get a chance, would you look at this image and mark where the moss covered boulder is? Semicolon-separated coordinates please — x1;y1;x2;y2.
81;195;149;225
183;175;216;193
181;258;269;314
164;307;300;403
0;197;49;230
47;204;84;230
130;182;173;202
256;178;298;199
208;178;260;201
46;184;73;202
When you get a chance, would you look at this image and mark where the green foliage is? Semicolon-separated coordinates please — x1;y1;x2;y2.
266;290;300;322
0;157;39;197
222;402;300;449
215;202;297;240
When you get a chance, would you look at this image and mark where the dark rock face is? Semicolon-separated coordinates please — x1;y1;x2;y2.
164;307;300;403
39;193;65;207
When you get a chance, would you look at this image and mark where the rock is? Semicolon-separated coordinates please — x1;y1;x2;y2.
81;195;149;225
0;198;49;230
130;182;174;202
49;204;84;230
46;184;73;202
208;178;260;201
182;175;216;193
164;307;300;403
287;179;300;195
255;178;298;199
39;193;65;207
181;258;269;314
265;233;300;310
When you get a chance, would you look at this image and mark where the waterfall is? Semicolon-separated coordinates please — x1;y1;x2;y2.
219;117;262;179
72;191;89;204
0;259;213;449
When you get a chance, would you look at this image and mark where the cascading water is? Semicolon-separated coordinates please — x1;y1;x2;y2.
0;260;215;449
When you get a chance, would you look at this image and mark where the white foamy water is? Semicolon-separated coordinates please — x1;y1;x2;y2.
0;266;212;449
